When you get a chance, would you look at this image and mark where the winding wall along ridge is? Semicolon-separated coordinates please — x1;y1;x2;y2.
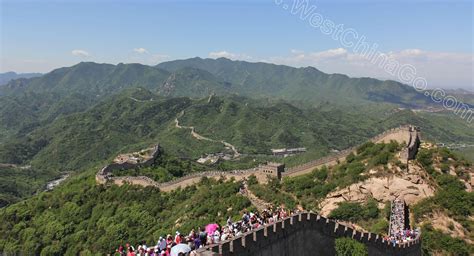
96;125;420;193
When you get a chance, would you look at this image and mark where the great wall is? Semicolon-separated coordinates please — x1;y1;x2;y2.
95;125;422;255
195;212;421;256
96;125;421;192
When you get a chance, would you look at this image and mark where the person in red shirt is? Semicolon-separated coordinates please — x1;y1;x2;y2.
174;231;182;244
127;247;135;256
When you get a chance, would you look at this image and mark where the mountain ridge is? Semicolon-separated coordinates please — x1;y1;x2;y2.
0;71;42;86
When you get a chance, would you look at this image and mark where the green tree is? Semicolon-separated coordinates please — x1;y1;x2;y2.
329;202;364;221
335;238;368;256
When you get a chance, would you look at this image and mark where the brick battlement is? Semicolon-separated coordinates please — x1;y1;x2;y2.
196;212;421;256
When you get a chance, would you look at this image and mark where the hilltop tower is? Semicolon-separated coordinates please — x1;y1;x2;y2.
256;162;285;182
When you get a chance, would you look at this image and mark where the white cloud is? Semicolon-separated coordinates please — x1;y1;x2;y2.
309;48;348;60
71;49;90;58
133;48;148;54
208;50;252;61
127;52;170;65
150;54;170;63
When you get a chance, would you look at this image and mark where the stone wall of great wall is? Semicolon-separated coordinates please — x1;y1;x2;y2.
95;126;422;255
195;212;421;256
283;125;419;177
96;125;421;192
95;145;161;187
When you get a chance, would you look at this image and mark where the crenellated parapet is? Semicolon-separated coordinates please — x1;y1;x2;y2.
195;212;421;256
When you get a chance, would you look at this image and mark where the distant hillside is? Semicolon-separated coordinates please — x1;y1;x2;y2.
1;88;473;206
4;88;471;174
444;88;474;105
0;63;170;141
158;67;233;98
0;72;42;86
0;60;472;206
0;58;443;140
157;57;432;107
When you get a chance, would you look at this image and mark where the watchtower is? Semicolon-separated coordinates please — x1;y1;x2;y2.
257;162;285;181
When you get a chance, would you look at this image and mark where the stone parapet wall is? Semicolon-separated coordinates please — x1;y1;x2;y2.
196;212;421;256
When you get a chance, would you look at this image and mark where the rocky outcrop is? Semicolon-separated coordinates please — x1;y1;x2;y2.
319;167;435;216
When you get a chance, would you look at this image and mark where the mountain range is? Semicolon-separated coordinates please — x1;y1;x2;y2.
0;71;42;86
0;57;473;255
0;57;451;141
0;57;473;205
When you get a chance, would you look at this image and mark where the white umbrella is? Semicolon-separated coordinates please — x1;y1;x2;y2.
170;243;192;256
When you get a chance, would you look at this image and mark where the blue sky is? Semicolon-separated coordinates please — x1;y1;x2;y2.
1;0;472;89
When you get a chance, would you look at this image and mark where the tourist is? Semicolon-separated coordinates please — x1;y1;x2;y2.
199;227;207;246
175;231;182;244
193;235;201;249
212;228;220;244
116;245;125;256
157;237;166;252
127;247;136;256
107;199;417;254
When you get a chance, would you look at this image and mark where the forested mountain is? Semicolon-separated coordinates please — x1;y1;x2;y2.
157;57;432;107
0;59;472;206
0;72;42;86
158;67;233;98
0;57;442;142
0;63;170;142
0;88;400;205
0;58;472;255
1;86;473;206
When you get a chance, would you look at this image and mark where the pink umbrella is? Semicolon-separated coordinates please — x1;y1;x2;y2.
205;223;219;234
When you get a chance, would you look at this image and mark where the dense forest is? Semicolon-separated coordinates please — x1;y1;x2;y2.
0;173;252;255
1;87;473;206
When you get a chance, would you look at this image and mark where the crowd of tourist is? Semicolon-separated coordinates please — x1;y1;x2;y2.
385;198;419;245
114;193;419;254
114;207;300;256
384;228;420;246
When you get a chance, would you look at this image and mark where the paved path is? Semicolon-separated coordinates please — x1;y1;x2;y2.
129;97;153;103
